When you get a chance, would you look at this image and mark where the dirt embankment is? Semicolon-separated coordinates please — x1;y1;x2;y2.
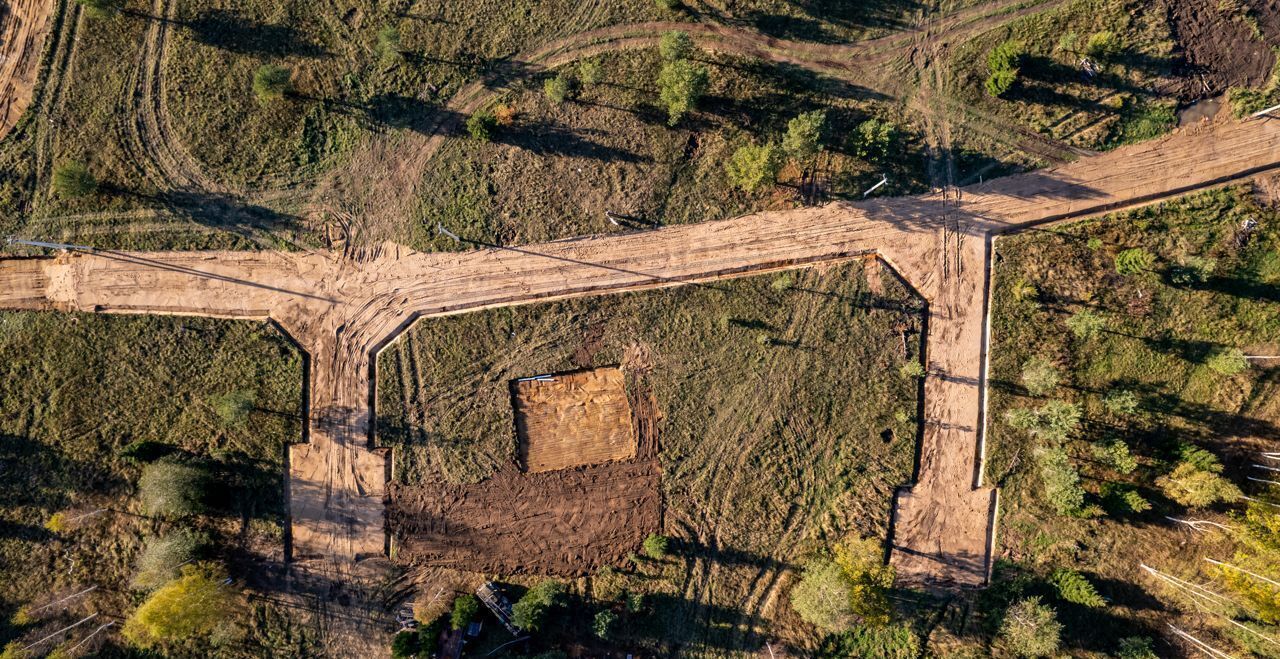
1168;0;1280;99
0;0;55;140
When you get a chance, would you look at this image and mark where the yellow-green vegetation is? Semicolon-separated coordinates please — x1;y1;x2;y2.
0;313;302;651
985;186;1280;656
122;563;234;648
378;261;923;651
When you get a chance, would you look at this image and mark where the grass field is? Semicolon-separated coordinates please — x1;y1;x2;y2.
0;312;305;654
377;259;924;653
975;185;1280;656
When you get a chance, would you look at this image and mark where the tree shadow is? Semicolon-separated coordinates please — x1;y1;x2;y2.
182;9;328;58
740;0;922;44
493;122;651;163
150;189;302;238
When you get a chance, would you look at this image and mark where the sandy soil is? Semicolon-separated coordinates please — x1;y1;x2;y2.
1168;0;1280;99
0;0;55;141
3;116;1280;590
513;367;637;473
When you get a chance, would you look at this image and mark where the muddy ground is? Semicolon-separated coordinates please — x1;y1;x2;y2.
1168;0;1280;99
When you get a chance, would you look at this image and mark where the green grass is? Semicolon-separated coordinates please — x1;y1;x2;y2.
378;260;923;651
981;186;1280;656
0;312;302;649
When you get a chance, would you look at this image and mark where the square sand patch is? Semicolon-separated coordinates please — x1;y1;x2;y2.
512;367;637;472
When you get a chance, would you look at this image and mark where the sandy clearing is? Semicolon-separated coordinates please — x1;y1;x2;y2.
0;0;55;141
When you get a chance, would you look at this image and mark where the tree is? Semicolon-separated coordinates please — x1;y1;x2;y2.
1035;447;1085;515
985;40;1025;97
375;25;404;65
725;142;782;192
1103;389;1139;416
899;361;925;379
1006;400;1080;443
833;536;894;626
657;59;708;125
450;594;479;630
1206;346;1248;375
391;629;419;658
655;0;681;10
1114;248;1154;275
1092;438;1138;474
512;580;566;632
52;161;97;198
466;111;497;141
253;65;292;103
578;59;602;86
997;597;1062;658
851;118;897;161
1169;256;1216;285
815;624;920;659
592;610;618;639
544;74;572;104
132;528;207;591
642;533;669;559
76;0;123;18
790;557;855;633
782;110;827;163
1021;356;1060;396
1157;461;1242;507
1065;310;1106;339
659;31;693;62
1116;636;1158;659
211;389;255;427
1050;568;1105;607
139;459;209;519
1085;31;1123;61
122;563;234;648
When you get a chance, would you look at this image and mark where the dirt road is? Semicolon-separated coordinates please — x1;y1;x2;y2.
0;0;55;141
4;116;1280;589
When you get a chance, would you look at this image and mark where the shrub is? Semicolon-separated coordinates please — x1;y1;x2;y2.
1085;31;1123;60
1103;484;1151;514
899;361;925;379
1206;346;1248;375
1065;310;1106;339
578;59;602;85
252;65;292;103
52;161;97;198
657;59;708;125
1116;636;1158;659
659;31;694;61
997;597;1061;658
782;110;827;163
655;0;681;9
1114;248;1154;275
375;25;404;65
450;594;479;630
1035;447;1085;516
466;111;497;141
1168;256;1216;284
544;74;572;104
513;580;566;631
418;616;445;655
985;40;1024;97
985;67;1019;97
76;0;123;18
1087;237;1104;251
1050;568;1105;607
1006;400;1080;443
493;104;518;126
851;118;897;161
726;142;782;192
1103;389;1140;416
1021;356;1060;396
211;390;255;427
139;460;209;519
816;624;920;659
132;529;208;591
833;536;895;626
642;533;669;559
1092;438;1138;474
1157;462;1242;507
790;557;854;633
122;563;233;648
391;629;419;658
592;610;618;639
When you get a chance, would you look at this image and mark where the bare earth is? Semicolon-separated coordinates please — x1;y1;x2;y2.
4;117;1280;590
514;367;638;473
0;0;54;140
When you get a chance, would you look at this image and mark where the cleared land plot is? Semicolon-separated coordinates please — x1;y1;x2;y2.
0;0;53;141
513;367;637;472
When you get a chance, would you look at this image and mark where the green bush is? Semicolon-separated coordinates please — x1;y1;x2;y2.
1206;346;1248;375
655;0;681;9
592;610;618;639
466;111;497;141
1157;461;1242;507
851;118;897;161
642;533;669;559
782;110;827;163
985;68;1019;97
252;65;292;103
139;460;209;519
816;624;921;659
1035;447;1085;516
899;361;925;379
1006;400;1080;443
726;142;782;192
1084;31;1123;60
1114;248;1154;275
1103;389;1140;416
1049;568;1105;607
1168;256;1216;285
544;74;572;104
1092;439;1137;474
1065;310;1106;339
210;390;255;427
122;563;233;648
1116;636;1158;659
657;59;709;125
391;629;419;658
985;40;1025;97
450;594;479;631
790;557;854;633
578;60;602;86
1021;356;1060;396
513;580;566;632
376;26;404;65
659;31;694;61
132;529;208;591
52;161;98;198
75;0;123;18
997;597;1061;658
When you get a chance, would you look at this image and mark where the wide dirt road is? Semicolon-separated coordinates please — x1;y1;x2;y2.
3;116;1280;589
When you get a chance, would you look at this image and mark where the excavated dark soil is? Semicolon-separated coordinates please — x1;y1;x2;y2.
1168;0;1280;99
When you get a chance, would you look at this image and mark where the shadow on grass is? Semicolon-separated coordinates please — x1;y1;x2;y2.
740;0;922;43
183;9;328;58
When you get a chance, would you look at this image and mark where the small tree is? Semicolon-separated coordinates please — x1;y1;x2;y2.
592;610;618;639
899;361;925;379
450;594;479;631
1169;256;1216;285
997;597;1062;658
1006;400;1080;443
659;31;694;62
985;40;1025;97
390;630;419;658
466;111;497;141
1050;568;1105;607
1114;248;1154;275
1021;356;1060;396
578;59;603;86
76;0;123;18
833;536;895;626
1035;447;1085;516
782;110;827;163
122;563;233;648
1206;346;1248;375
52;161;98;198
655;0;681;10
1116;636;1158;659
657;59;708;126
512;580;566;632
1085;31;1123;61
139;460;209;519
1157;462;1242;507
544;74;572;104
790;557;855;633
375;25;404;65
1092;438;1138;474
1065;310;1106;339
1103;389;1140;416
725;142;782;192
253;65;292;103
851;118;897;161
211;390;255;427
132;529;207;591
642;533;669;559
